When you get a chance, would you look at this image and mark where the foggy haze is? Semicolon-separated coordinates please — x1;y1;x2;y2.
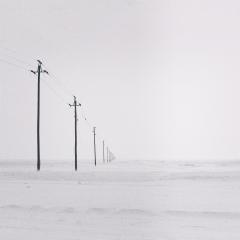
0;0;239;161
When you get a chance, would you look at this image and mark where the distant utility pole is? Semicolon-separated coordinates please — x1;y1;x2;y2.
69;96;81;171
103;140;105;163
31;60;48;171
93;127;97;166
111;152;116;161
109;151;111;162
106;147;109;163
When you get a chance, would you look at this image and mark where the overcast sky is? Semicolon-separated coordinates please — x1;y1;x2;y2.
0;0;240;161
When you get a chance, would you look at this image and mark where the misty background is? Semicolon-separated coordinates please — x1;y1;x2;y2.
0;0;239;161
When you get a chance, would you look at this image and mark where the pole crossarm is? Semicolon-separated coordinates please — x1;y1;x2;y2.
30;60;49;75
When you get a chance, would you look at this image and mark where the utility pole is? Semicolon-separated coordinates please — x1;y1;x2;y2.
109;150;112;162
106;147;109;163
111;152;116;161
69;96;81;171
103;140;105;163
31;60;48;171
93;127;97;166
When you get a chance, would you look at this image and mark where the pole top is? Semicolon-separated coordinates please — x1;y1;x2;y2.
37;60;42;65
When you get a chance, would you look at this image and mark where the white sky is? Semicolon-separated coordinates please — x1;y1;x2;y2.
0;0;240;161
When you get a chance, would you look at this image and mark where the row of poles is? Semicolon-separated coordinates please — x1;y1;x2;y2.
30;60;115;171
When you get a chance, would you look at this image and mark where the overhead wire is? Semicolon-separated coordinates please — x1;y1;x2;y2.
0;45;35;68
42;63;74;98
41;65;96;137
41;76;70;106
0;45;116;161
42;74;116;161
0;58;29;71
0;50;35;69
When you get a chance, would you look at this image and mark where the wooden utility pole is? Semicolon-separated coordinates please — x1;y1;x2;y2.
106;147;109;163
93;127;97;166
103;140;105;163
31;60;48;171
109;149;112;162
69;96;81;171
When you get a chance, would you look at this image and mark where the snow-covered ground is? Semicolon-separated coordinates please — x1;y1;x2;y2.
1;160;240;239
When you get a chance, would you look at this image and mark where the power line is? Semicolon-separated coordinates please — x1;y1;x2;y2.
80;111;93;130
41;76;69;105
0;45;35;67
41;65;74;98
0;46;116;165
0;51;35;69
0;58;29;71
